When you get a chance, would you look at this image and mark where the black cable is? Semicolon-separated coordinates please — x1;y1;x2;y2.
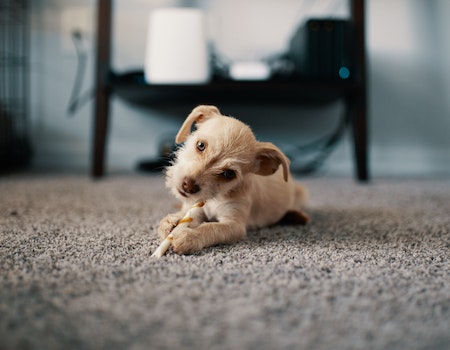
67;30;94;116
287;104;349;175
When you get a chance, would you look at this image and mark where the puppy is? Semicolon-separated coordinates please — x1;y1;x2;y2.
158;105;309;254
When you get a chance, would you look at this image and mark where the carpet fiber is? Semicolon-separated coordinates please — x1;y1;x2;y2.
1;175;449;350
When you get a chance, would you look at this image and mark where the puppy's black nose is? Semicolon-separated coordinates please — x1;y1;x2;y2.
182;177;200;194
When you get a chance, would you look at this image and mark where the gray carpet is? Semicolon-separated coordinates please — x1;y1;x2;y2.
0;174;449;350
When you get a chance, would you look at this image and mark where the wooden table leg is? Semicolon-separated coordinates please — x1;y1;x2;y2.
351;89;369;181
351;0;369;181
92;0;112;178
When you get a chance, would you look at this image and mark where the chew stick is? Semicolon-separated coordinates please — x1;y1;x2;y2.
151;201;205;258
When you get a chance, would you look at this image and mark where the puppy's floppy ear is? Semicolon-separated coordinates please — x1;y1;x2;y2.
175;105;221;143
253;142;290;182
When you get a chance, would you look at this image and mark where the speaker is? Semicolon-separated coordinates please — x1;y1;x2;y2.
289;19;354;81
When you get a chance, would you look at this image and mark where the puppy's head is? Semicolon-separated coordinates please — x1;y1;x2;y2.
166;105;290;201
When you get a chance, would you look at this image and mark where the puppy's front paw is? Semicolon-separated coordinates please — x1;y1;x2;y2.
158;213;182;239
171;228;203;255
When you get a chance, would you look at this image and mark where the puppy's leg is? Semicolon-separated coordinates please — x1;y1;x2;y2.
171;221;247;254
158;212;184;239
276;181;310;225
277;210;310;225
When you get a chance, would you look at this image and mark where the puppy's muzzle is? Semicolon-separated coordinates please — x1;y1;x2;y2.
180;177;200;196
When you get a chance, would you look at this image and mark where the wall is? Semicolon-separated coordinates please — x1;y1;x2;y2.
29;0;450;177
368;0;450;176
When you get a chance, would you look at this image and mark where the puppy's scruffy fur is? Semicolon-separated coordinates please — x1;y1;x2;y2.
158;105;309;254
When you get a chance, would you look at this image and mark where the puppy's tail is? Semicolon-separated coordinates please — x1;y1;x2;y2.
293;182;309;208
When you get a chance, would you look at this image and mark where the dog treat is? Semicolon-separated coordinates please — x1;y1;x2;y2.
151;201;205;258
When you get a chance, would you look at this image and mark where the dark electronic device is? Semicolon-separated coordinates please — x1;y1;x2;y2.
289;18;354;81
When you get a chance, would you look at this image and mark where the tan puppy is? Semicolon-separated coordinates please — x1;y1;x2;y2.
158;105;309;254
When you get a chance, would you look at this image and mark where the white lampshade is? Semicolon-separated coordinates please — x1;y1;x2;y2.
145;8;211;84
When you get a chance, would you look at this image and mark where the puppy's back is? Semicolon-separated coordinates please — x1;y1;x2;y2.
246;169;306;229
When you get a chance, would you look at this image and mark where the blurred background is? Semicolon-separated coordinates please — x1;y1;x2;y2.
2;0;450;177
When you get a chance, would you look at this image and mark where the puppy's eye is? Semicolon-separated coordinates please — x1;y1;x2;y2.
196;141;207;152
221;169;236;180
